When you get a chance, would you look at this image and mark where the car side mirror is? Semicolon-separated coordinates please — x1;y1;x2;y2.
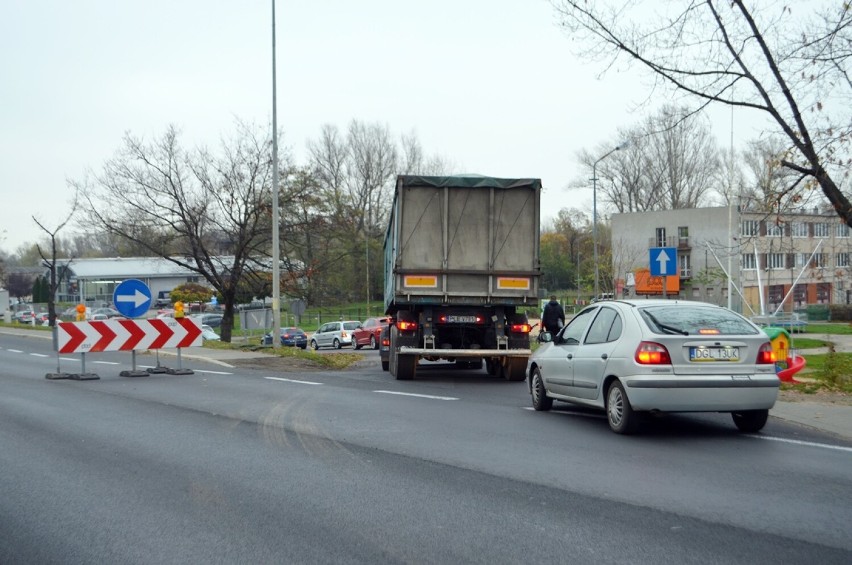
538;331;553;343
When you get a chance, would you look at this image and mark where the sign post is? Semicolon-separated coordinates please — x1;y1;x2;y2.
649;247;678;299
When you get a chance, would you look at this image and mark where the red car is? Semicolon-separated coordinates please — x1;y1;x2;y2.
351;316;392;350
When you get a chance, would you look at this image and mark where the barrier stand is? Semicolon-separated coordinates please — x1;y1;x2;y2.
46;326;75;380
147;350;170;374
66;352;100;381
120;350;151;378
167;348;194;375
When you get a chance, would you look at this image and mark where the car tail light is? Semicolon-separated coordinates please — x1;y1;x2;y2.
757;342;776;364
397;320;417;331
635;341;672;365
510;323;532;334
341;331;348;338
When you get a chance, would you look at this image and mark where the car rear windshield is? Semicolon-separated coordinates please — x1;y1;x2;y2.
343;322;361;330
639;305;760;336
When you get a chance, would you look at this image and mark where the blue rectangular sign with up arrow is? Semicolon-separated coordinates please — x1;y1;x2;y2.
650;247;677;277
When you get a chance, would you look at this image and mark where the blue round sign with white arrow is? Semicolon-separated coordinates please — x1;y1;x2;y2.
112;279;153;318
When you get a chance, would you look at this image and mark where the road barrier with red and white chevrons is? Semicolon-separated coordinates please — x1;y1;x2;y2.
57;317;202;354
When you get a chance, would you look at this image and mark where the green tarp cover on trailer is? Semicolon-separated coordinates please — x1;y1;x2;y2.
398;175;542;190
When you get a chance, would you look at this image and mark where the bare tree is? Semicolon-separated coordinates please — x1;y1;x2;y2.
33;193;77;327
552;1;852;225
76;122;281;342
578;106;720;212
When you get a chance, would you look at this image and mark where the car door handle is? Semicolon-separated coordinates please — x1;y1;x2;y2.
601;354;608;360
566;353;573;360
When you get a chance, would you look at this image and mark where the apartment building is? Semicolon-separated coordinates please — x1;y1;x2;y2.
610;206;852;315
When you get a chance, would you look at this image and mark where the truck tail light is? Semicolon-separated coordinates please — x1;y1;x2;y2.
510;323;532;334
757;342;776;364
635;342;672;365
397;320;417;331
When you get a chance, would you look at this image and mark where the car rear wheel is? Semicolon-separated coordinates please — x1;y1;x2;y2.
731;409;769;433
606;380;638;434
370;335;377;349
354;339;362;350
311;340;319;350
333;338;341;349
531;368;552;411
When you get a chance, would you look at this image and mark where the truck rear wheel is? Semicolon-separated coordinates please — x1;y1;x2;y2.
502;358;527;382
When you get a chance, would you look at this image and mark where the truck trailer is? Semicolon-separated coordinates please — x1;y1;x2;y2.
383;175;542;380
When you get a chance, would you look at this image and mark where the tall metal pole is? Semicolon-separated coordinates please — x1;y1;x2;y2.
592;163;599;299
271;0;281;349
591;143;626;300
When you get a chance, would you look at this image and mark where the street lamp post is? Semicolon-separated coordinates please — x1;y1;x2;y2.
591;142;628;300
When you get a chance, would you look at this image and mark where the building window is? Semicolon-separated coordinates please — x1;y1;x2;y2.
766;222;783;237
742;254;757;270
817;282;830;303
794;253;808;268
655;227;666;247
741;220;759;237
768;284;784;306
679;254;691;277
793;285;806;305
678;226;689;246
812;253;828;268
837;253;849;268
814;223;830;237
768;253;785;270
837;224;850;238
791;222;808;238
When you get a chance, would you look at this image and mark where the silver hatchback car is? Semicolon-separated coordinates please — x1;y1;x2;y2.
310;320;361;350
527;299;780;434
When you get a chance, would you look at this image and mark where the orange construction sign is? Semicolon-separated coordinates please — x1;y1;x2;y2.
634;268;679;295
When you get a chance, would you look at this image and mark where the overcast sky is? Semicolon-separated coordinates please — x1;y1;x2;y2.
1;0;768;255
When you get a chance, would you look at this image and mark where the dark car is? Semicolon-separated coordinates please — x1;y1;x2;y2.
352;316;392;350
91;307;124;319
262;327;308;349
200;313;223;328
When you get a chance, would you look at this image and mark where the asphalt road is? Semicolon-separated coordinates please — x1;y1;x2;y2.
1;332;851;564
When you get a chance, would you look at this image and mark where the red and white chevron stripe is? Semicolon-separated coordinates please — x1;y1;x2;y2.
57;318;203;354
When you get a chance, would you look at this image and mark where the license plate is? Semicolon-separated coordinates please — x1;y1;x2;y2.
690;347;739;362
446;315;477;323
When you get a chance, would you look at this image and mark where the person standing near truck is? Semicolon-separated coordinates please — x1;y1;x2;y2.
541;295;565;333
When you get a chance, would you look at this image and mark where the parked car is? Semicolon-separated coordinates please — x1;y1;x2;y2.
200;324;220;341
309;320;361;350
527;299;780;435
91;307;123;319
13;310;35;324
379;323;392;371
200;313;223;328
352;316;392;350
262;327;308;349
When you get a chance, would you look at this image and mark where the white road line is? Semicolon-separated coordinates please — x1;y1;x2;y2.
374;390;459;401
265;376;322;386
197;370;233;375
30;353;50;358
60;357;77;362
747;434;852;453
7;349;23;353
93;361;121;365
